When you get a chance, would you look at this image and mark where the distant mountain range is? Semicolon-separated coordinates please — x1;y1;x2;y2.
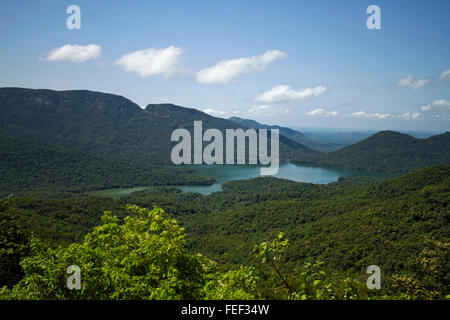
228;117;368;152
228;116;321;150
0;87;449;193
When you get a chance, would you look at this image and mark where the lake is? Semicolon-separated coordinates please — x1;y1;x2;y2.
90;163;364;197
176;163;354;194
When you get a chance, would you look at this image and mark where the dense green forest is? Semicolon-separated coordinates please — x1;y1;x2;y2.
1;88;449;187
0;87;319;194
0;135;214;194
0;87;449;300
0;88;315;168
1;165;448;299
297;131;450;174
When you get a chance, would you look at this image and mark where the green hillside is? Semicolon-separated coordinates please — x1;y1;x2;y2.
170;165;449;273
2;165;448;299
0;135;214;194
0;88;316;167
297;131;450;174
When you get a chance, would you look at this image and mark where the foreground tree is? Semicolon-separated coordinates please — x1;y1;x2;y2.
0;196;31;288
389;239;449;299
1;205;257;299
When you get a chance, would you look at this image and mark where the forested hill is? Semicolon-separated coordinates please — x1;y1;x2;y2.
0;135;214;194
298;130;450;174
0;87;316;167
0;87;147;164
144;103;317;157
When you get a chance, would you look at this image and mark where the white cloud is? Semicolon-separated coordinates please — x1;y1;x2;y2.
440;69;450;81
202;108;227;117
396;75;429;90
115;46;183;78
328;111;339;117
420;104;431;112
256;85;327;103
434;99;450;109
196;50;286;84
421;99;450;113
350;111;393;119
398;112;422;120
43;44;102;63
305;108;338;117
305;108;325;116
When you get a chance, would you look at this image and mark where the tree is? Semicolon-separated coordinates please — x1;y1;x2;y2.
0;196;31;288
1;205;257;300
390;239;449;299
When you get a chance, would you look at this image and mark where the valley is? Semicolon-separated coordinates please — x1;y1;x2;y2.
0;87;448;300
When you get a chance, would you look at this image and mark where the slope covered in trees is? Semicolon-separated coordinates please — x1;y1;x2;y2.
0;87;448;300
297;131;450;174
1;165;448;299
0;88;316;167
0;135;214;194
0;205;259;299
171;165;449;275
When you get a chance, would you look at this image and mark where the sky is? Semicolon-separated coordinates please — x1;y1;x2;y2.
1;0;449;131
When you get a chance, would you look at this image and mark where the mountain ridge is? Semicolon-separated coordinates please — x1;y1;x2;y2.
1;87;448;178
0;87;316;166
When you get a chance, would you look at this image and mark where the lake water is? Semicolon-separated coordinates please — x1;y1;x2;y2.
176;163;353;195
90;163;364;198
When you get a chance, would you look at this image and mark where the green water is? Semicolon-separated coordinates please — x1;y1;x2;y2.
89;163;381;197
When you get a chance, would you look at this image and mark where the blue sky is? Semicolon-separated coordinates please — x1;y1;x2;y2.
1;0;449;131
